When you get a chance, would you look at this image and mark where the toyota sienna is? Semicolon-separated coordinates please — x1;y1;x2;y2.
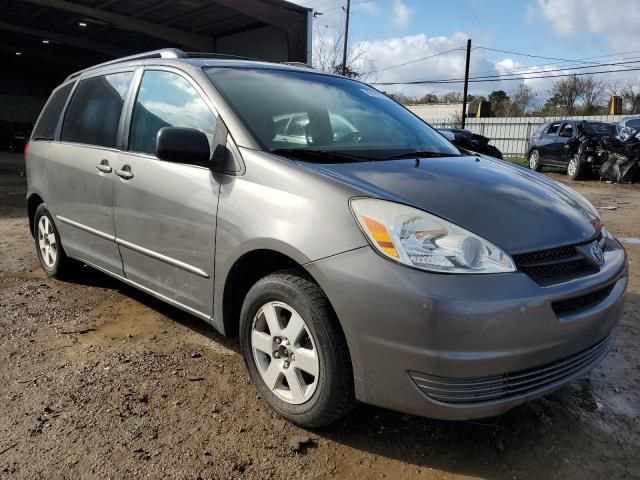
26;49;628;427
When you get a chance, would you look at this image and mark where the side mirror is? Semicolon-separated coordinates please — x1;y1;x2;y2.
156;127;211;166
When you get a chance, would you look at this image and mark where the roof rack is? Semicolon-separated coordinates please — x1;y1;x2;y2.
64;48;311;82
280;61;314;69
66;48;186;81
184;51;255;61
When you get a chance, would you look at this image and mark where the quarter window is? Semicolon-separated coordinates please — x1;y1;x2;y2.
129;70;216;155
61;72;133;148
32;83;74;141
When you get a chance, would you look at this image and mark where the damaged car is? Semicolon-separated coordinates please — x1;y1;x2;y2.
598;124;640;183
526;120;618;180
438;128;503;159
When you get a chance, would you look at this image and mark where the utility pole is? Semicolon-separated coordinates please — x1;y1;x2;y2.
341;0;351;76
461;38;471;128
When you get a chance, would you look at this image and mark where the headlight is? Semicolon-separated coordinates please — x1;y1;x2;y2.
350;198;516;274
601;226;614;240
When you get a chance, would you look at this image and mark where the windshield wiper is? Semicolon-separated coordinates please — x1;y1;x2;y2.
385;150;460;160
270;148;371;163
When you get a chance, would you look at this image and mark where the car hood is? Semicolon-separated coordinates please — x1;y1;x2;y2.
299;155;601;254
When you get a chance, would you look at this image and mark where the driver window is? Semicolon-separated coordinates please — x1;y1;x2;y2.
546;123;561;135
560;123;574;137
129;70;216;155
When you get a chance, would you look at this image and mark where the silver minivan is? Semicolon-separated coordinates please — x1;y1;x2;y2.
27;49;627;427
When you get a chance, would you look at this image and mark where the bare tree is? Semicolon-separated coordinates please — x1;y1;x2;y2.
312;22;373;80
441;91;463;103
580;75;608;113
608;79;639;112
547;75;585;115
509;84;537;115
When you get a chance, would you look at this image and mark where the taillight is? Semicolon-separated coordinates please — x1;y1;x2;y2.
24;141;30;159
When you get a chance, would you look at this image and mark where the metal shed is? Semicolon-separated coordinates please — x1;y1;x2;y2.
0;0;312;119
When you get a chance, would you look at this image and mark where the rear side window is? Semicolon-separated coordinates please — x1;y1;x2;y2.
32;83;74;140
129;70;216;155
532;124;547;136
61;72;133;148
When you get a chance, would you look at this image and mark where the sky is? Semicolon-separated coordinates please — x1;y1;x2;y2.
290;0;640;103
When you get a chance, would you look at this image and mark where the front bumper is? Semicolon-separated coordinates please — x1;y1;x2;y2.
305;238;627;420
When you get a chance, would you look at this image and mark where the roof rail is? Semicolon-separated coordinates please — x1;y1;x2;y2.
281;61;314;69
184;51;256;61
65;48;187;81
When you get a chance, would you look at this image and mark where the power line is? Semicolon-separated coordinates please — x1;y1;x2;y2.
370;66;640;85
410;57;640;84
454;50;640;80
365;47;465;74
473;46;596;65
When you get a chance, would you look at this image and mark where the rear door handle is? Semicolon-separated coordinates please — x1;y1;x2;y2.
96;159;112;173
115;165;134;180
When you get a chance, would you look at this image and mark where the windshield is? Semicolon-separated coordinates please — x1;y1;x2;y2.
206;67;459;160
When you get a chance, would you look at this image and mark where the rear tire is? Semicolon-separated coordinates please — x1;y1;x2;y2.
528;150;541;171
239;269;355;428
567;154;585;180
34;204;72;279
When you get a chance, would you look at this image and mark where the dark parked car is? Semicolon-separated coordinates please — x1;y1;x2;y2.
439;128;503;159
526;120;617;179
0;121;33;152
617;116;640;135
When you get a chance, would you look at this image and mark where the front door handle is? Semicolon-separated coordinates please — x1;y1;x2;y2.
96;159;112;174
115;165;134;180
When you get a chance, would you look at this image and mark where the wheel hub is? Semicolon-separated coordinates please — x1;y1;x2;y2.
250;301;319;404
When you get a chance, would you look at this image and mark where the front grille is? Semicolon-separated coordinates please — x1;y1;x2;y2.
409;336;611;405
513;234;603;285
552;284;615;315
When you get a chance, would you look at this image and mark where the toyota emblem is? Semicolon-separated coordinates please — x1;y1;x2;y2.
590;242;604;265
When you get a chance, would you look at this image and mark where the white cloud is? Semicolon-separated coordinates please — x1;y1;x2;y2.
355;1;380;15
392;0;412;27
530;0;640;50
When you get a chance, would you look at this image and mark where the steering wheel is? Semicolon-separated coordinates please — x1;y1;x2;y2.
336;131;364;143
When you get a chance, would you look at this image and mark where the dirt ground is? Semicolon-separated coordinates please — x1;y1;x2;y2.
1;151;639;480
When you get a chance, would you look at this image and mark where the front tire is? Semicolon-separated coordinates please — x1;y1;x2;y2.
528;149;541;171
239;270;355;428
34;204;72;278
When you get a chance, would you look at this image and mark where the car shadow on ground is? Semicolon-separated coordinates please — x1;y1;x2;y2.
61;263;241;354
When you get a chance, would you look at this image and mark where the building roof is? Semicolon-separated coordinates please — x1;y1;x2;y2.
1;0;311;94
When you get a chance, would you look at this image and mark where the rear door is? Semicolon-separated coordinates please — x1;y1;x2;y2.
113;67;220;318
47;70;134;274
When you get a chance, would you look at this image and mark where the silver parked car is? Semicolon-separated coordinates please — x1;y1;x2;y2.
26;49;627;427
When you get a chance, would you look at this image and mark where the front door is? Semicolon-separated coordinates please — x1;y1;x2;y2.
113;69;220;318
553;122;575;165
538;121;561;164
48;71;134;275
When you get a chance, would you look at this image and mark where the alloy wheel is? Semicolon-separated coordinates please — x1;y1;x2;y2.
529;151;539;169
568;157;578;177
251;301;319;404
38;215;57;269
